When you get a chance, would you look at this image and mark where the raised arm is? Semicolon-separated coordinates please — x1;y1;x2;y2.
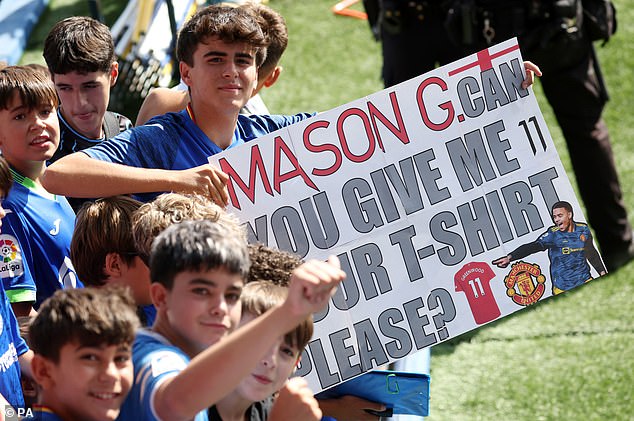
153;257;345;420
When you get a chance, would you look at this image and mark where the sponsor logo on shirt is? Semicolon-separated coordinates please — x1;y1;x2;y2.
58;257;79;288
49;218;61;236
151;351;187;377
0;343;18;373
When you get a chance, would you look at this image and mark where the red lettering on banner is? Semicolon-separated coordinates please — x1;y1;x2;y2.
219;144;272;210
303;96;415;177
417;77;455;131
303;120;342;177
336;108;376;163
273;135;319;194
367;91;410;151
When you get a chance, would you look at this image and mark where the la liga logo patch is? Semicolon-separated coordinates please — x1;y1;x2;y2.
0;235;24;278
503;261;546;306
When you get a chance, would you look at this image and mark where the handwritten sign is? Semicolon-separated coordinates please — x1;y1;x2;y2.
209;38;605;393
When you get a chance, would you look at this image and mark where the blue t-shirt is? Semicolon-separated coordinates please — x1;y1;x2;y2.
538;222;594;291
49;109;133;213
84;109;312;202
140;305;157;327
0;170;81;309
26;406;64;420
0;284;28;410
118;330;207;421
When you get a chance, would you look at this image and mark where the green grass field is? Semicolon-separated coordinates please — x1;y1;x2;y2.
22;0;634;419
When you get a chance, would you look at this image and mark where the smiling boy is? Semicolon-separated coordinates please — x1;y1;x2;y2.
119;219;343;421
27;287;140;421
135;1;290;125
42;5;312;204
208;280;322;421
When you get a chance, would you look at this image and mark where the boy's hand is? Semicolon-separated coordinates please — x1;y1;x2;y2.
176;164;229;206
286;255;345;317
318;395;387;420
269;377;322;421
522;61;542;89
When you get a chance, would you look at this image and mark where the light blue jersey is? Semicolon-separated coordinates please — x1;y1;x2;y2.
83;109;312;202
117;330;207;421
26;406;64;420
0;169;81;309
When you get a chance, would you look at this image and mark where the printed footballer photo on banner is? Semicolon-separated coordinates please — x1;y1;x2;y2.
208;37;607;393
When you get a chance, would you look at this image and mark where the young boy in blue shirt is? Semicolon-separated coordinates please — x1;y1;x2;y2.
27;287;140;421
135;1;289;125
131;192;245;326
119;219;343;420
0;155;34;416
42;5;312;204
0;66;80;317
71;193;243;328
43;16;133;212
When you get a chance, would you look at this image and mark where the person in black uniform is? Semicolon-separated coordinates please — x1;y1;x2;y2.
364;0;634;271
364;0;463;87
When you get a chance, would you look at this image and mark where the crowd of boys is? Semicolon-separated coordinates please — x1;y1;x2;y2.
0;1;544;420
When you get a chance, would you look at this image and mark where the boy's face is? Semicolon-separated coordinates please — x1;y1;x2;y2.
180;37;258;116
53;64;118;139
36;341;133;421
159;267;243;354
0;92;59;166
108;254;152;306
234;312;300;402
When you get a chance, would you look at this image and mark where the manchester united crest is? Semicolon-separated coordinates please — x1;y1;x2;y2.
503;261;546;306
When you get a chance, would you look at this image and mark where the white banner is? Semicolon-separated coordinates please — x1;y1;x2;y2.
209;38;605;393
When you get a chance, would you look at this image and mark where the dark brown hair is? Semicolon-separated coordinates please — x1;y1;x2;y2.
0;65;58;110
241;281;313;352
247;243;302;286
43;16;116;75
29;287;140;362
177;5;268;68
150;219;249;290
71;196;143;286
248;3;288;77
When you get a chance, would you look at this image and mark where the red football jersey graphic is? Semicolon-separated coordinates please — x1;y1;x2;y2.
454;262;500;325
